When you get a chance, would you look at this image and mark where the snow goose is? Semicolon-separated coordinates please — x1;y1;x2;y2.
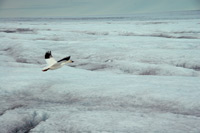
42;51;74;72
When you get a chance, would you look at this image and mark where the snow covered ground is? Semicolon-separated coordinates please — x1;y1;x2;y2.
0;11;200;132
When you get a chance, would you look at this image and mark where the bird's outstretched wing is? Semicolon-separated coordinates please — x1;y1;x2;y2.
45;51;57;66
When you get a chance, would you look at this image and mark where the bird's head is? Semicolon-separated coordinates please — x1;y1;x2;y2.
67;60;74;63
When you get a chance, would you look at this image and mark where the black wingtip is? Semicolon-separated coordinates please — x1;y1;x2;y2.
45;51;52;59
66;56;70;61
57;56;71;62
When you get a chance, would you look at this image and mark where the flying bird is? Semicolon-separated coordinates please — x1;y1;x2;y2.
42;51;74;72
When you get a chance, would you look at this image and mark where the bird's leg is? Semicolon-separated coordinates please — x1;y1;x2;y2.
42;68;49;72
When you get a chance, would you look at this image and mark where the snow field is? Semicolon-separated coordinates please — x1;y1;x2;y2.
0;13;200;132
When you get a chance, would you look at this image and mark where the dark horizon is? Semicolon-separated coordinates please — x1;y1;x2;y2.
0;10;199;21
0;0;200;18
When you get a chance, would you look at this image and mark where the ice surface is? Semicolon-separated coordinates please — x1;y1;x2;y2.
0;11;200;132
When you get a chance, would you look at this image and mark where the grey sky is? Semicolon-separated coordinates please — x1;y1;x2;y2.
0;0;199;17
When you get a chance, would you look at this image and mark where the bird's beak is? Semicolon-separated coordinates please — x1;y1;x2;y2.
67;60;74;63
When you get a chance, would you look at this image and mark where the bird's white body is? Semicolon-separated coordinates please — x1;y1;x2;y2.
42;51;73;72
